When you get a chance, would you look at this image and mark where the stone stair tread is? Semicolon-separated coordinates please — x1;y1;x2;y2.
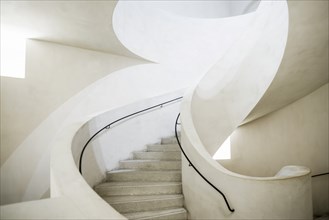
120;160;181;165
133;151;181;154
103;194;183;204
119;160;180;171
95;181;182;196
108;169;181;174
161;137;179;145
146;149;180;152
124;208;186;220
133;151;181;161
107;169;182;182
109;169;136;173
146;143;178;147
119;160;181;171
98;135;186;219
147;143;179;147
121;159;174;162
96;181;181;188
147;144;180;152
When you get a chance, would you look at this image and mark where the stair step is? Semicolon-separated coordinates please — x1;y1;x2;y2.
95;182;182;196
119;160;181;171
107;170;181;182
133;151;181;161
124;208;187;220
103;194;183;213
147;144;180;152
161;136;179;145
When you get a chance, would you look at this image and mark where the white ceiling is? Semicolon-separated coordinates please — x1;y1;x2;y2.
1;0;328;122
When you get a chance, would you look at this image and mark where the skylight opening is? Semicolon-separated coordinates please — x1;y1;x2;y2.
213;136;231;160
0;28;26;79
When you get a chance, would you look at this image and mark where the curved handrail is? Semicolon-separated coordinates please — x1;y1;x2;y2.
79;96;183;174
174;113;235;213
312;172;329;178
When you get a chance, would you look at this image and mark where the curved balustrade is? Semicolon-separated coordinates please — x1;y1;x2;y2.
178;0;313;219
51;122;126;219
50;93;183;219
79;96;182;175
180;89;312;219
175;113;235;213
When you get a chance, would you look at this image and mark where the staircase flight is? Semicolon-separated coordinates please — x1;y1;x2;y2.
94;136;187;220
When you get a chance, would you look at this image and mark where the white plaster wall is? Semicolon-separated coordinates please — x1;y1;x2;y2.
1;197;85;219
0;59;195;205
220;83;329;215
180;89;312;219
1;2;310;218
50;122;126;220
2;3;249;203
0;40;146;205
145;1;259;19
191;0;288;155
246;0;328;123
113;0;258;75
0;39;144;166
72;91;183;188
177;0;312;218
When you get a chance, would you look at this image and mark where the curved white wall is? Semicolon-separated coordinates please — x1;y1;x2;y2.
0;2;317;220
72;91;183;187
0;61;192;205
181;89;312;219
191;0;289;155
179;0;312;219
140;1;260;19
0;40;145;205
221;83;328;216
113;0;258;72
2;0;261;205
0;39;144;167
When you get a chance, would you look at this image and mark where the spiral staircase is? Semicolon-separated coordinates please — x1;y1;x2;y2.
1;0;328;220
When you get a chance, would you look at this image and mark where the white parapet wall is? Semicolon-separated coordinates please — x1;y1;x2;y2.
180;89;312;219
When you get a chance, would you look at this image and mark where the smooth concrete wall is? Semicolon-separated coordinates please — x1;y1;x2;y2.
50;121;126;220
245;0;328;123
191;0;288;155
1;197;86;219
72;91;183;188
0;40;145;205
0;58;194;205
0;89;183;220
0;39;144;167
179;1;312;218
113;0;258;77
143;1;259;19
180;89;312;219
220;83;329;215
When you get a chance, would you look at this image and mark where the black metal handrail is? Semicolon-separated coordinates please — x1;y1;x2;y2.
312;172;329;178
79;96;183;174
175;113;235;213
